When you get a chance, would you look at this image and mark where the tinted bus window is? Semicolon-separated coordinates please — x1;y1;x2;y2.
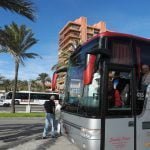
140;43;150;65
135;41;150;115
16;93;28;99
52;94;59;100
31;93;41;99
65;66;84;113
108;38;132;65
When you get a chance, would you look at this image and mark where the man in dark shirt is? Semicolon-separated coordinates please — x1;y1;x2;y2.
42;95;55;139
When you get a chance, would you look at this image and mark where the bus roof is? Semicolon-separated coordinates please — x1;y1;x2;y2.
84;31;150;46
71;31;150;58
101;31;149;40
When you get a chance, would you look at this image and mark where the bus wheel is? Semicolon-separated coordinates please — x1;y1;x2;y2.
15;100;20;105
7;104;10;107
3;103;7;107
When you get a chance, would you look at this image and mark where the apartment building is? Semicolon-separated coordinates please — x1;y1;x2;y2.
57;16;107;91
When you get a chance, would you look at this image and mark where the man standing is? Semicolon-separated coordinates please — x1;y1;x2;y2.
42;95;55;139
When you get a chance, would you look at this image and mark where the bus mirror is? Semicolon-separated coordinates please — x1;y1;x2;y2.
83;54;96;85
51;67;67;91
51;73;58;91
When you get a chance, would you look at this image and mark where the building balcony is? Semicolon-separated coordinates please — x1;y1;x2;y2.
58;48;71;57
59;39;76;50
59;32;80;46
87;27;94;33
60;22;81;35
59;27;80;41
87;33;94;40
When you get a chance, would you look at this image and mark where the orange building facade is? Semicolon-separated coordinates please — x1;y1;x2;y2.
57;16;107;91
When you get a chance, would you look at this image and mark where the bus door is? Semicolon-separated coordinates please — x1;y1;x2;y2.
136;84;150;150
102;65;136;150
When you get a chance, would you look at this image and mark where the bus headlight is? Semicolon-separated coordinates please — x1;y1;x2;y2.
80;128;100;139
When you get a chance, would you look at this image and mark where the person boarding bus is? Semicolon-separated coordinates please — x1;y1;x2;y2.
42;95;55;139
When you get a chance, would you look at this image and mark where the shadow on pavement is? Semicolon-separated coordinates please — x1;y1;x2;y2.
36;137;57;150
0;123;44;149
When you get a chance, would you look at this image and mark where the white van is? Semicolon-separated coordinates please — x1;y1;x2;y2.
0;99;10;107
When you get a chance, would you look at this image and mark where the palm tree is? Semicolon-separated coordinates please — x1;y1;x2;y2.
0;74;5;89
0;0;36;21
30;79;42;91
0;22;39;113
0;74;4;81
2;79;12;92
17;80;28;91
37;73;50;91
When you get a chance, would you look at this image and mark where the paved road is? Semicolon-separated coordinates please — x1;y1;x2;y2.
0;118;79;150
0;105;44;112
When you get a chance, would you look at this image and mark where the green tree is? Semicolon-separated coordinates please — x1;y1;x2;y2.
3;79;12;92
0;75;5;90
31;79;46;92
0;22;39;113
0;74;4;81
17;80;28;91
0;0;36;21
37;73;50;91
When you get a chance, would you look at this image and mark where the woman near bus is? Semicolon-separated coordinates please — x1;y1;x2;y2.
54;100;62;136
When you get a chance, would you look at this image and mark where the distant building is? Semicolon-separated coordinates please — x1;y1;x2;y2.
57;16;107;91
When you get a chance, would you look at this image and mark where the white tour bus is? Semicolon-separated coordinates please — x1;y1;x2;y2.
53;31;150;150
3;91;59;105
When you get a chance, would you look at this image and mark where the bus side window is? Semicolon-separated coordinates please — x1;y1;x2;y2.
135;42;150;115
136;64;150;115
107;70;131;114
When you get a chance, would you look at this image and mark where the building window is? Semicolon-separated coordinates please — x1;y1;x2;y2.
94;29;99;34
71;25;80;30
87;34;93;40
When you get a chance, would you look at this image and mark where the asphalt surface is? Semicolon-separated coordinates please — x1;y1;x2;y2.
0;118;79;150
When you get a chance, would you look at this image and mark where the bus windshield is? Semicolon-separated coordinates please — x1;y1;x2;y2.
64;52;101;118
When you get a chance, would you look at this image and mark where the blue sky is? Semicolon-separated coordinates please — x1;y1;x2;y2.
0;0;150;81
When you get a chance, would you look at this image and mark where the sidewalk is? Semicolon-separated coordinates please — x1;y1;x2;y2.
0;117;79;150
8;136;79;150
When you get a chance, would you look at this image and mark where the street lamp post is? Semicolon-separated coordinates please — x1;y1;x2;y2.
28;81;31;106
26;81;31;113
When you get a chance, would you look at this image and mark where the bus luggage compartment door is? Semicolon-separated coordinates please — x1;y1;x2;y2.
105;118;134;150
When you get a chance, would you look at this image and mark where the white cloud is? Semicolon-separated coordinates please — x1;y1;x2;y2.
0;41;59;80
18;55;58;80
0;60;9;65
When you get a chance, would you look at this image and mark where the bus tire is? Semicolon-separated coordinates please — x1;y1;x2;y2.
7;104;10;107
3;103;7;107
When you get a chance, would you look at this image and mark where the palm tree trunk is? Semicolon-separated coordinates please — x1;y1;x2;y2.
11;61;19;113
